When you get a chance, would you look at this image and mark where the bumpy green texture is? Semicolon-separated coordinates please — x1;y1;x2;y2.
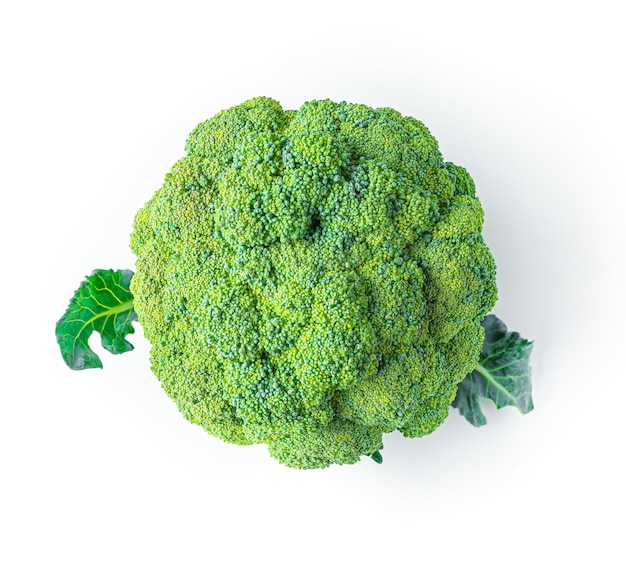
129;97;497;468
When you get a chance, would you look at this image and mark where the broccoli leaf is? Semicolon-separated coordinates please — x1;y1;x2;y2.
452;314;533;427
370;450;383;464
56;269;137;370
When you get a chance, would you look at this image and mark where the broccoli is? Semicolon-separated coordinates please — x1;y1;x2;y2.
56;97;533;469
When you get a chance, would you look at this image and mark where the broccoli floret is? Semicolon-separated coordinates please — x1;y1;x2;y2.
129;96;498;469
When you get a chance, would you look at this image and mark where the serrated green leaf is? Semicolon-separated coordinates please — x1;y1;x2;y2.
56;269;137;370
452;314;534;427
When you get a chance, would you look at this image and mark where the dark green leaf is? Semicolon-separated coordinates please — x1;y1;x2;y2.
56;269;137;370
452;314;534;427
370;450;383;464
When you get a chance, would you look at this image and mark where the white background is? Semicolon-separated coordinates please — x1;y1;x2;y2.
1;1;624;564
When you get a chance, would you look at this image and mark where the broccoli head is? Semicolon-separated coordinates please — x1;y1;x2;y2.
129;97;497;469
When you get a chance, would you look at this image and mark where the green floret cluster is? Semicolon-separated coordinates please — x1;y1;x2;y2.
129;96;497;469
